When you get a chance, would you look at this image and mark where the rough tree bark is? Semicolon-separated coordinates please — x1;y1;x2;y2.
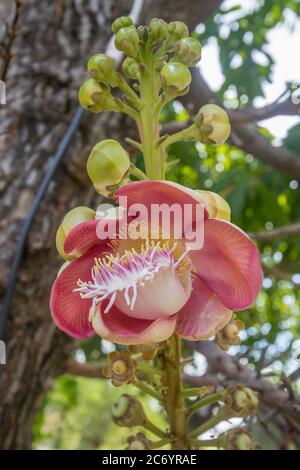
0;0;224;450
0;0;132;449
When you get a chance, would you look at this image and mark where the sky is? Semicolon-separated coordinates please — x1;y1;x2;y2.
199;0;300;140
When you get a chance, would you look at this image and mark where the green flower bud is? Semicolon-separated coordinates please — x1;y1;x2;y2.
173;37;202;66
87;139;130;193
87;54;119;87
111;16;133;34
122;57;139;80
112;394;146;427
161;62;191;91
194;104;231;144
168;21;189;40
149;18;168;42
56;206;95;260
78;79;117;113
115;25;140;58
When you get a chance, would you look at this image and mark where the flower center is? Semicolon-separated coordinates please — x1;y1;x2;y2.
75;241;192;321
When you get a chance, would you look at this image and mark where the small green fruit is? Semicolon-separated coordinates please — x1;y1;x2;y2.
112;16;133;34
115;25;140;58
87;54;119;87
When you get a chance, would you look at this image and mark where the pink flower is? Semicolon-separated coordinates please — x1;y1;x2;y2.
50;181;262;344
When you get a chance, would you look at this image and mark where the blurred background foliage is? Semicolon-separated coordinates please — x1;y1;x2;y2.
33;0;300;449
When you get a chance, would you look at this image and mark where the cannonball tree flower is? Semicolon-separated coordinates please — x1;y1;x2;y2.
50;181;262;344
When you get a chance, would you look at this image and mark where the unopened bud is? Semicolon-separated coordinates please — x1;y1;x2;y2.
194;104;231;144
115;25;140;58
87;139;130;193
103;350;136;386
174;37;202;66
112;394;146;427
161;62;191;92
56;207;95;260
78;79;117;113
127;433;152;450
112;16;133;34
168;21;189;40
122;57;139;80
87;54;119;87
149;18;168;43
195;190;231;221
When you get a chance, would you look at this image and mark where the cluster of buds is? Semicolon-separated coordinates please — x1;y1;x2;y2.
103;350;136;386
225;384;259;417
126;432;152;450
129;341;166;360
216;317;245;351
112;394;146;427
220;428;257;450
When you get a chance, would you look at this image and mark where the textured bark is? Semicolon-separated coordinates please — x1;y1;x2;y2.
0;0;222;449
0;0;131;449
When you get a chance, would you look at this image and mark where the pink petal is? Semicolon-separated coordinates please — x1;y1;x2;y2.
176;277;232;340
50;245;110;339
116;181;208;228
63;220;100;256
92;303;176;345
190;219;262;310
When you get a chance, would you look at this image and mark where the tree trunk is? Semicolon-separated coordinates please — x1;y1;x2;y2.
0;0;131;449
0;0;221;449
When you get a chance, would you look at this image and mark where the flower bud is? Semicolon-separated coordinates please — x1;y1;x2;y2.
216;318;244;351
112;16;133;34
174;37;202;66
168;21;189;40
87;139;130;193
122;57;139;80
195;190;231;221
225;385;259;417
87;54;119;87
221;429;255;450
112;394;146;427
127;433;152;450
161;62;191;92
56;206;95;260
194;104;231;144
78;79;117;113
115;25;140;58
149;18;168;42
103;350;136;386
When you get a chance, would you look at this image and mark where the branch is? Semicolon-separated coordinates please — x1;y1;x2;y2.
183;69;300;181
229;92;300;124
184;341;300;435
249;222;300;242
65;359;105;379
